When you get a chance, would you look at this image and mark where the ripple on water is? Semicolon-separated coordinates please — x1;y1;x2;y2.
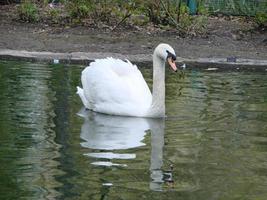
1;61;267;200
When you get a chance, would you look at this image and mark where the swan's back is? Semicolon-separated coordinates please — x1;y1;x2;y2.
80;58;152;117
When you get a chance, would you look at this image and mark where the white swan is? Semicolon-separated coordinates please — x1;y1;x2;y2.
77;43;177;118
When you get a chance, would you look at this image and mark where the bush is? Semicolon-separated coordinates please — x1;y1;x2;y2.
46;7;61;24
18;1;39;22
66;0;92;19
255;12;267;28
15;0;209;36
177;2;208;36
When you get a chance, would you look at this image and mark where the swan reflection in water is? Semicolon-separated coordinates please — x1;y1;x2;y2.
78;109;171;191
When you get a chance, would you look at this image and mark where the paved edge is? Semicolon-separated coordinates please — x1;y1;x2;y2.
0;49;267;70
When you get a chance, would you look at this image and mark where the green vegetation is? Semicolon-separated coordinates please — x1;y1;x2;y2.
205;0;267;29
15;0;266;35
66;0;92;19
17;1;39;22
206;0;266;16
255;12;267;28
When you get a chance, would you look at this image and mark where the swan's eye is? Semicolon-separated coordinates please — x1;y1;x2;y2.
166;50;176;61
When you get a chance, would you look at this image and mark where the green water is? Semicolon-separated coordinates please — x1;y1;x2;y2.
0;60;267;200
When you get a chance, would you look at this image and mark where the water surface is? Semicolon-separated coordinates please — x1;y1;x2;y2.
0;60;267;200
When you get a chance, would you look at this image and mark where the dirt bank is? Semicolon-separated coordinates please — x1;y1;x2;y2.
0;5;266;61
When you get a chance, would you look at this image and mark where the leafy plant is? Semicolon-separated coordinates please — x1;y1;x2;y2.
66;0;92;19
47;7;61;24
18;1;39;22
197;1;209;15
178;2;208;36
255;12;267;27
15;0;209;36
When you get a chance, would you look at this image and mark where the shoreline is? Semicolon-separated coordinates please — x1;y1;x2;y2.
1;49;267;71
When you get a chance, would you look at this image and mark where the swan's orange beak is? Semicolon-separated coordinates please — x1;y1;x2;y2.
167;57;177;72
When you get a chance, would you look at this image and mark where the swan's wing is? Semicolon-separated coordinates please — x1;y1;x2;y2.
81;58;152;116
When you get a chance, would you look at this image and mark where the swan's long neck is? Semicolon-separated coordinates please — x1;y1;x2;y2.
148;54;165;117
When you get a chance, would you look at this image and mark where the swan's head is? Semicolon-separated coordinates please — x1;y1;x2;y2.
154;43;177;72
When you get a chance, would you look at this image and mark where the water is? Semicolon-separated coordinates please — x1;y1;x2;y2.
0;60;267;200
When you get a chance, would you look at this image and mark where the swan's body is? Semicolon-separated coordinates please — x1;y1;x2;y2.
77;58;152;116
77;43;177;118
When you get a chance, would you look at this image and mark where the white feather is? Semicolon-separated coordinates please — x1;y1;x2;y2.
80;58;152;116
77;43;176;117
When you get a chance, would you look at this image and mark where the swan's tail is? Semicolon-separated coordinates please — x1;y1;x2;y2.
76;86;90;109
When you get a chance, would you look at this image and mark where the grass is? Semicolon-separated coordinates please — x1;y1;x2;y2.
17;1;39;22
